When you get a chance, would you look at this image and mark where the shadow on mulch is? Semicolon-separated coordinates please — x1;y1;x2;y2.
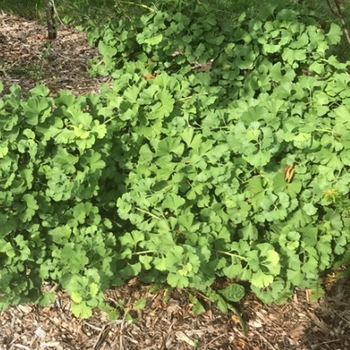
2;276;349;350
235;275;350;350
299;274;350;350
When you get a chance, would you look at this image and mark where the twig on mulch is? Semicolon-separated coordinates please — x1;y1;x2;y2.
253;331;278;350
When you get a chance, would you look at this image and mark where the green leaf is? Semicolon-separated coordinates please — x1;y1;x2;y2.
74;124;90;139
89;283;99;298
71;302;93;319
241;222;258;240
39;292;56;307
157;136;184;156
153;89;175;118
219;283;245;302
167;273;189;288
223;259;243;278
139;255;153;270
107;309;121;321
251;270;274;288
124;85;140;104
144;33;163;45
181;128;195;147
20;193;39;222
326;23;342;45
303;203;317;216
251;278;292;304
216;293;228;313
0;144;8;158
189;294;206;315
309;283;325;301
0;241;15;258
286;179;302;198
71;291;83;303
49;226;72;244
67;105;92;128
54;148;78;173
134;298;147;310
82;151;105;172
98;41;117;58
29;84;50;96
22;95;50;125
92;120;107;139
162;193;185;213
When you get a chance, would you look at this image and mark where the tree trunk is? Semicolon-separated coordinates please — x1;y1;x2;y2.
45;0;57;39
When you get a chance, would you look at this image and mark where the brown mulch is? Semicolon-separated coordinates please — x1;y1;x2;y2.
1;12;350;350
1;276;350;350
0;11;109;96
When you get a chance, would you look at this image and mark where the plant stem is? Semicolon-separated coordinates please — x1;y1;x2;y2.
135;207;161;220
215;250;247;261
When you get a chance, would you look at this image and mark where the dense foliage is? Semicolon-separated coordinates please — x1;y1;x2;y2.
1;0;350;318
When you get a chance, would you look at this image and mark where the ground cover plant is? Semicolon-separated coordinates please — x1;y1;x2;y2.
1;0;350;321
1;0;349;61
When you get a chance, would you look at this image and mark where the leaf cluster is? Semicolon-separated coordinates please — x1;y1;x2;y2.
1;0;350;317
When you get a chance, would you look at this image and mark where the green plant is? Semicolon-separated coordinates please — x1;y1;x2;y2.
1;0;350;319
85;0;350;303
0;83;125;316
0;0;45;20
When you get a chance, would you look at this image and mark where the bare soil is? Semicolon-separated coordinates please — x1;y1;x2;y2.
0;12;350;350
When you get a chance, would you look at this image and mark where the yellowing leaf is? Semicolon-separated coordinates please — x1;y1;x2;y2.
71;292;83;303
89;283;99;298
74;125;90;139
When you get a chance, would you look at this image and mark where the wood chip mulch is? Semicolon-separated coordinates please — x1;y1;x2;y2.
0;11;109;96
1;277;350;350
1;12;350;350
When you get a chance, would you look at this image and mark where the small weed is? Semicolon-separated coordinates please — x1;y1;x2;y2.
7;65;45;79
39;42;53;62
